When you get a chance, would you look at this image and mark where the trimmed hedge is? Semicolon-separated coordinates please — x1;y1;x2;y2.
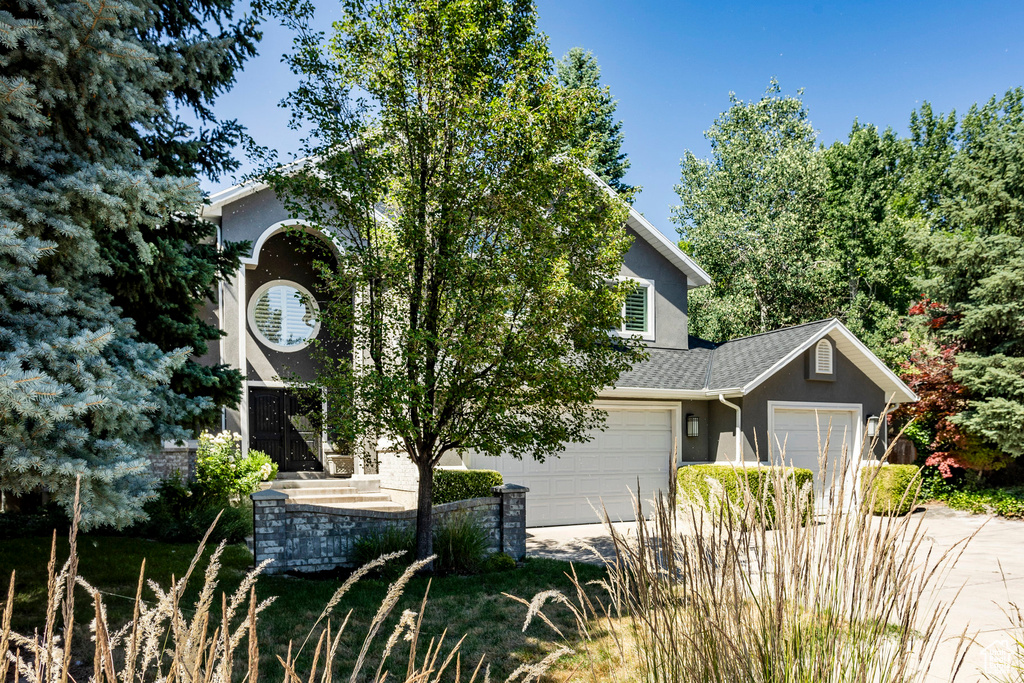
861;465;920;516
677;465;815;522
432;469;503;504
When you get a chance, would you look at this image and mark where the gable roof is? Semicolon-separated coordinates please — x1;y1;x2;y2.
706;320;834;390
583;169;711;288
610;319;917;404
202;165;713;289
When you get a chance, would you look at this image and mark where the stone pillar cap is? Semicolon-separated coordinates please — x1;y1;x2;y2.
251;489;288;501
491;483;529;493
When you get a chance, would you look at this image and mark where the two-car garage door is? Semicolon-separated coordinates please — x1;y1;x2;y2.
468;403;676;527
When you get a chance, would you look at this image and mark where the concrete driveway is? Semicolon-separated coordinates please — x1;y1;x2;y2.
526;505;1024;682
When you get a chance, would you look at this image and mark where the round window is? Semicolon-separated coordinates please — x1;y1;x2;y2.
247;280;320;352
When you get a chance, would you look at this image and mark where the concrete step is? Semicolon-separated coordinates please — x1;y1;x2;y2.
269;475;381;492
275;486;360;497
285;492;394;505
275;472;328;481
313;500;408;512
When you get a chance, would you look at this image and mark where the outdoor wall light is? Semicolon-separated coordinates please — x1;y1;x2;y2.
866;415;879;438
686;414;699;438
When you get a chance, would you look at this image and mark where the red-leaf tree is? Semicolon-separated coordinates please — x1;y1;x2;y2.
892;300;1007;476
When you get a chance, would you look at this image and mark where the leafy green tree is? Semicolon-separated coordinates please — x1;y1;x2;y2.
555;47;634;196
673;81;829;340
0;0;239;525
96;0;259;430
820;123;915;363
260;0;643;563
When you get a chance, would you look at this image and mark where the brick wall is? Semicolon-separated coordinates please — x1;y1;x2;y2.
251;484;528;574
376;450;420;492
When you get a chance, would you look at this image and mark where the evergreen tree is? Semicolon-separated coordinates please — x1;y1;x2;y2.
96;0;259;430
909;89;1024;463
0;0;252;526
555;47;634;196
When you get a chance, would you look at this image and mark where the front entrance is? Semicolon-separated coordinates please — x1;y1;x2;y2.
248;387;323;472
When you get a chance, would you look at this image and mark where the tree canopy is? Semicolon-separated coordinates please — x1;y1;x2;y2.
260;0;644;562
555;47;634;197
0;0;256;525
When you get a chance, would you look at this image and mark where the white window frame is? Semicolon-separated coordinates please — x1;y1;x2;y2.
247;279;321;353
815;338;834;375
610;276;655;342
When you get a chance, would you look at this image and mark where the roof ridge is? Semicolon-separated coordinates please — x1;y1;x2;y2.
702;345;716;391
716;318;836;345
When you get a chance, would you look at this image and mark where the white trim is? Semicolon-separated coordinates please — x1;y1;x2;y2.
242;219;344;267
610;276;655;341
247;380;289;388
740;320;917;403
599;386;743;400
767;400;864;464
238;265;248;455
247;279;321;353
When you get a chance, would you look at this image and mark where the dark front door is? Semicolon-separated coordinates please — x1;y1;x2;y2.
249;388;323;472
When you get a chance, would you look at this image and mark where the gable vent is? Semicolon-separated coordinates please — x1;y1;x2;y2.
815;339;833;375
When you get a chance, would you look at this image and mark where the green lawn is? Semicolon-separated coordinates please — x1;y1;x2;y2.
0;533;608;681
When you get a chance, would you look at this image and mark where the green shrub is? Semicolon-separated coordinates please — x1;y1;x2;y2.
861;465;921;516
132;477;253;543
432;469;503;504
433;512;488;575
482;552;516;572
195;431;277;499
677;464;815;523
352;526;416;571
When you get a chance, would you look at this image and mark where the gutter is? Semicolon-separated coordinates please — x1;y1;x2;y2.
718;394;743;463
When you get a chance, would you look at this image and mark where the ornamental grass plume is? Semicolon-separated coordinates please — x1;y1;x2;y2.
515;425;978;683
0;477;554;683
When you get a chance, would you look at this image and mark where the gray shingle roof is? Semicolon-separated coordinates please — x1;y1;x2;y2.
613;319;835;392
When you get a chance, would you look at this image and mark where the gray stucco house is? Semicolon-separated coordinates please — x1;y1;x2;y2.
195;178;916;527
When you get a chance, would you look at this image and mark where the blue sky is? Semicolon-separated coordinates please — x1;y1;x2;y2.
207;0;1024;238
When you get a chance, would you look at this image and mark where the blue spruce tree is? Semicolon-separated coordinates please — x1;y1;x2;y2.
0;0;256;526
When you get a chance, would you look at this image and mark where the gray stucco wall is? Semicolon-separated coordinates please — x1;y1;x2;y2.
245;231;342;383
221;188;293;258
679;399;709;462
620;226;689;350
703;338;889;463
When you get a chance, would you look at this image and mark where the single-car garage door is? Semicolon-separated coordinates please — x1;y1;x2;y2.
769;402;862;493
468;403;677;527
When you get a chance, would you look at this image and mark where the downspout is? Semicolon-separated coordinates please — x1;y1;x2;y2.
718;394;743;463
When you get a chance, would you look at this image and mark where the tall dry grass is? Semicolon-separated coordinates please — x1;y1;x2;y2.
517;427;977;683
0;480;555;683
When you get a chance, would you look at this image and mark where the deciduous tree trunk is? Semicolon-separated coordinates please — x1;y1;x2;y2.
415;457;434;567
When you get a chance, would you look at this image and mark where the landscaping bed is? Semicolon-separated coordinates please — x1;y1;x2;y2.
0;533;605;680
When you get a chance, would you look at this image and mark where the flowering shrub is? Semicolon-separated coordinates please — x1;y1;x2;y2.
195;431;277;499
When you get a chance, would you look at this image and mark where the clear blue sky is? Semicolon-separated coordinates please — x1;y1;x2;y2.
207;0;1024;238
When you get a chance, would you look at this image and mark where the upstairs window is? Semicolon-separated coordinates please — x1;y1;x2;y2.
613;277;654;340
248;280;320;352
815;338;833;375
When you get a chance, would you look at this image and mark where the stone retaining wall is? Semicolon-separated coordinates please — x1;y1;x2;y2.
251;484;528;574
148;442;197;481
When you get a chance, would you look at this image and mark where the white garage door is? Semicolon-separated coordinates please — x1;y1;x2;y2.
469;404;676;527
769;402;862;493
